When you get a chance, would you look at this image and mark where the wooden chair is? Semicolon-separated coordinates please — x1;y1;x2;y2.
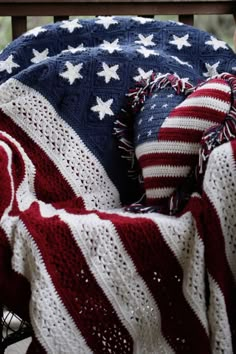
0;0;235;352
0;0;234;39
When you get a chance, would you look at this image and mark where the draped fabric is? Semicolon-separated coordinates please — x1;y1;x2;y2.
0;17;236;353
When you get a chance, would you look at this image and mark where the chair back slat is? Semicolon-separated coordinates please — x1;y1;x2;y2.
12;16;27;39
5;1;236;39
54;16;69;23
178;14;194;26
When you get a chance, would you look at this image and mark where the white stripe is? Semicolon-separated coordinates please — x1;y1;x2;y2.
178;96;230;113
143;165;190;178
58;211;174;354
0;217;93;354
0;140;15;216
136;141;199;159
154;212;209;332
0;78;120;210
146;187;175;199
195;82;230;94
204;142;236;281
162;117;217;131
0;131;37;212
207;274;233;353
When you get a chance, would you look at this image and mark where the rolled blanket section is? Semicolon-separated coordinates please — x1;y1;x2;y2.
115;73;236;214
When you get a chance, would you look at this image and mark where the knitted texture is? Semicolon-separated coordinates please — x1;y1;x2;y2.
0;126;236;353
0;17;236;209
116;74;233;208
0;17;235;354
137;76;232;204
133;74;194;205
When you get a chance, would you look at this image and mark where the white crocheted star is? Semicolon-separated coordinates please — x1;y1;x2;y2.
147;130;152;136
136;46;159;58
203;61;220;77
205;36;228;51
148;115;154;122
169;34;191;50
91;97;114;120
171;56;193;68
59;61;83;85
23;26;47;37
100;39;122;54
132;16;154;24
0;54;19;73
138;118;142;125
133;68;153;82
97;62;120;83
135;34;155;47
60;19;83;33
63;44;87;54
95;16;118;29
31;48;49;64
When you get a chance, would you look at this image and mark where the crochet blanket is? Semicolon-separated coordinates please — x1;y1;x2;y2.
0;17;236;353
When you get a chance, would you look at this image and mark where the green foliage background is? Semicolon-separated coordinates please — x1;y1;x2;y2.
0;14;234;50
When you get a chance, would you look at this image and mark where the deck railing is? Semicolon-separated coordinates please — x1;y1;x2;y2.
0;0;234;38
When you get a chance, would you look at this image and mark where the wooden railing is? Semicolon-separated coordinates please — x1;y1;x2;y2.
0;0;235;39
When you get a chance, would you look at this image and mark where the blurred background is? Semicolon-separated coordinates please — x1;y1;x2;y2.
0;14;235;50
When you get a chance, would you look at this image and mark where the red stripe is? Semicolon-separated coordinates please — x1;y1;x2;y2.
169;105;227;123
0;110;83;207
158;128;203;142
0;227;31;322
189;87;231;102
21;203;133;354
99;211;211;354
139;153;198;169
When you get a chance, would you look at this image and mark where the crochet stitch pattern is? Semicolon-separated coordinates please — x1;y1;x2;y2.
0;17;235;353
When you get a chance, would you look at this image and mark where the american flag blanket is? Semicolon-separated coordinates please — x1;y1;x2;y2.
0;16;236;353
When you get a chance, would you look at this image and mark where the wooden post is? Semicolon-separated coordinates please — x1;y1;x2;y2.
179;14;194;26
12;16;27;39
54;16;69;22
